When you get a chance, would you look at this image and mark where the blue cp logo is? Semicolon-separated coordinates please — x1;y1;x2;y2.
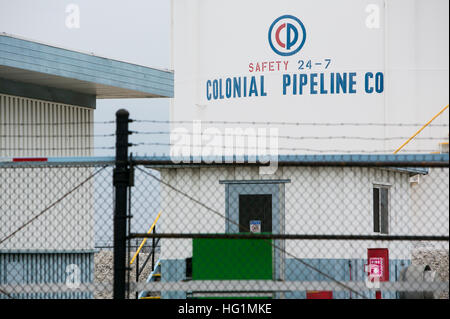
268;15;306;56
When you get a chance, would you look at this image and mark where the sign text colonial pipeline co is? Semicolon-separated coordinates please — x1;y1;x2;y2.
205;15;384;101
206;67;384;101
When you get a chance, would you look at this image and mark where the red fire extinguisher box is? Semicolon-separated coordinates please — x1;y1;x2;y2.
366;248;389;282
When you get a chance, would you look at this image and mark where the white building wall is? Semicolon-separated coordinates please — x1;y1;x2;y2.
0;93;94;251
284;166;413;259
160;166;418;260
410;168;449;238
159;167;230;259
0;166;95;250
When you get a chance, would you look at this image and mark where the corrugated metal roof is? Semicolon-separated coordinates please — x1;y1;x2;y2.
2;154;448;174
135;154;446;173
0;33;173;99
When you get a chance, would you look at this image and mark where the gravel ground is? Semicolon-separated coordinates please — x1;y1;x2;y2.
94;250;113;299
412;247;449;299
94;250;160;299
94;248;448;299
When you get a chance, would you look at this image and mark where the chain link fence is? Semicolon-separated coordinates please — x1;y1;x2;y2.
129;159;449;300
0;159;448;299
0;163;114;299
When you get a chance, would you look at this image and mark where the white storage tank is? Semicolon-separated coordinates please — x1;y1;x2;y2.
170;0;449;155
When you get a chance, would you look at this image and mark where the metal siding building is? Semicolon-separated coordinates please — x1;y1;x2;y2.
0;94;94;158
0;34;173;298
0;252;94;299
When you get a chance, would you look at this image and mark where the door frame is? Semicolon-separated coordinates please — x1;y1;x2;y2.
219;179;290;281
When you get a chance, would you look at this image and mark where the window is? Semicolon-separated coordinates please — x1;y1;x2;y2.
373;186;389;234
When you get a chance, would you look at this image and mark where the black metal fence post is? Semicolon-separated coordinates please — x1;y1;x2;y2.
113;109;130;299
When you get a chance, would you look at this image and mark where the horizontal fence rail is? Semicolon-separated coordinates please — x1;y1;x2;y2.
129;233;450;241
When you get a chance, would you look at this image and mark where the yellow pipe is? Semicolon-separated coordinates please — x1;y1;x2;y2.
140;296;161;299
130;211;162;265
393;104;449;154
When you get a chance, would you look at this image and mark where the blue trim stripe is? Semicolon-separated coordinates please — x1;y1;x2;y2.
0;78;96;109
0;34;173;98
133;153;447;166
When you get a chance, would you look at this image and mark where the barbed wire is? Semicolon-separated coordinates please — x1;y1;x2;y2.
0;120;115;126
1;140;445;152
133;119;450;127
0;120;448;127
0;146;115;151
2;146;439;153
0;131;448;141
0;133;115;138
132;131;448;141
131;142;440;154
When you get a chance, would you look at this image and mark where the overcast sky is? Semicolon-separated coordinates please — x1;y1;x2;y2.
0;0;171;156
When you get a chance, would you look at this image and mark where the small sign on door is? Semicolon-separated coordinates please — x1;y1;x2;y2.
250;220;261;233
368;257;384;278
